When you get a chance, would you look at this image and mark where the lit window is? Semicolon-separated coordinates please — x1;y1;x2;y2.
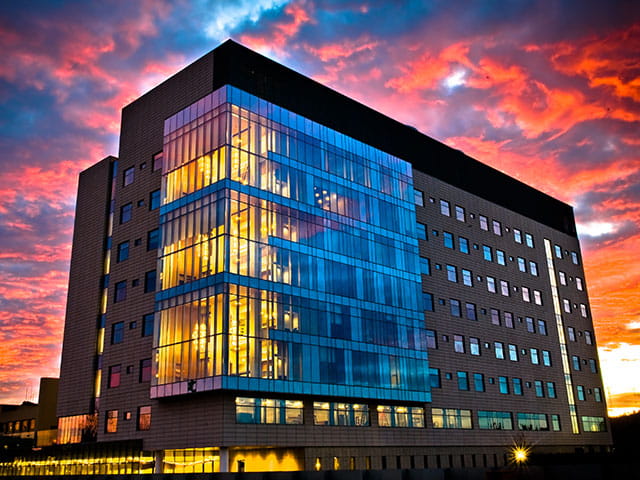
470;337;480;356
514;228;522;243
457;371;469;390
106;410;118;433
313;402;367;426
542;350;551;366
114;281;127;303
517;257;526;272
581;416;606;432
111;321;124;344
563;299;571;313
238;398;305;425
465;302;477;321
446;264;457;282
431;408;472;429
500;280;509;296
498;376;509;394
462;269;473;286
120;203;132;223
414;189;424;207
459;236;469;253
504;311;514;328
138;406;151;431
546;382;556;398
109;365;121;388
559;271;567;285
377;405;424;428
490;308;500;325
571;251;579;265
123;167;134;186
454;335;465;353
525;233;534;248
492;220;502;236
152;151;163;172
508;344;518;362
529;261;538;276
530;348;539;365
580;304;588;318
495;342;504;359
554;244;563;258
483;245;493;262
487;276;496;293
455;205;465;222
150;189;161;210
440;199;450;216
479;215;488;230
450;299;461;317
144;270;156;293
522;286;530;302
496;250;506;265
443;232;454;249
576;277;583;291
533;290;542;305
577;385;585;401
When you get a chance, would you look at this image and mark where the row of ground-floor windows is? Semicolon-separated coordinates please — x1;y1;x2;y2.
235;398;606;432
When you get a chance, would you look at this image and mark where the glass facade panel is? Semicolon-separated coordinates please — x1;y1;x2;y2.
153;86;429;402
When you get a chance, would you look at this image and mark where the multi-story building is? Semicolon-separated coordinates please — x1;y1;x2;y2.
51;39;610;474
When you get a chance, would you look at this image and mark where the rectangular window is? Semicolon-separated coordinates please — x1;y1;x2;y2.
551;414;561;431
443;232;454;249
420;257;431;275
142;313;154;337
554;244;563;258
517;257;526;272
559;271;567;285
522;286;530;302
446;264;457;282
313;402;367;426
576;277;583;291
152;151;163;171
512;378;523;395
120;203;132;223
496;250;506;265
106;410;118;433
577;385;585;401
378;405;424;428
585;330;593;344
457;371;469;390
470;337;480;356
431;408;472;429
479;215;488;231
473;373;485;392
425;330;437;349
594;387;602;402
150;189;161;210
500;280;510;296
504;311;514;328
123;167;134;186
117;241;129;262
567;327;576;342
526;317;535;333
455;205;465;222
514;228;522;243
478;411;512;430
482;245;493;262
140;358;152;382
465;302;477;320
533;290;542;305
563;299;571;313
137;405;151;431
517;413;548;431
580;304;588;318
414;189;424;207
440;199;450;216
529;261;538;276
534;381;544;397
498;376;509;394
572;355;581;371
487;277;496;293
450;299;461;317
581;416;606;432
111;321;124;344
589;358;598;373
495;342;504;359
144;270;157;293
417;223;427;240
423;292;434;311
537;319;547;335
458;236;469;253
109;365;121;388
454;335;465;353
462;269;472;286
525;233;534;248
508;344;518;362
114;281;127;303
571;251;580;265
546;382;556;398
542;350;551;366
490;308;500;325
429;368;441;388
492;220;502;236
237;397;304;425
147;228;160;250
530;348;539;365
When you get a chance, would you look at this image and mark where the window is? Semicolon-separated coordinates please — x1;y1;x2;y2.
450;299;461;317
542;350;551;366
517;257;526;272
455;205;465;222
416;223;427;240
457;371;469;390
313;402;368;426
571;251;580;265
443;232;454;249
568;327;576;341
149;189;161;210
454;335;465;353
504;311;514;328
487;276;496;293
492;220;502;236
496;250;506;265
152;151;163;171
517;413;548;431
439;199;451;216
117;241;129;262
533;290;542;305
512;378;523;395
572;355;581;371
584;331;593;345
429;368;441;388
495;342;505;359
576;277;583;291
478;411;512;430
525;233;534;248
111;321;124;344
431;408;472;429
120;202;132;223
534;381;544;397
140;358;152;382
137;406;151;431
414;189;424;207
377;405;424;428
522;286;530;302
420;257;431;275
425;330;437;349
529;261;538;276
465;302;477;320
490;308;500;325
479;215;488;230
525;317;535;333
508;344;518;362
109;365;121;388
114;281;127;303
580;304;588;318
514;228;522;243
142;313;154;337
581;416;606;432
482;245;493;262
500;280;509;296
458;236;469;253
144;270;156;293
238;398;304;425
462;269;472;286
589;358;598;373
563;299;571;313
470;337;480;356
473;373;485;392
498;376;509;394
106;410;118;433
554;244;563;258
594;387;602;402
559;271;567;285
123;167;134;186
530;348;539;365
547;382;557;398
446;265;457;282
577;385;585;401
551;415;561;431
423;292;434;311
147;228;160;250
538;320;547;335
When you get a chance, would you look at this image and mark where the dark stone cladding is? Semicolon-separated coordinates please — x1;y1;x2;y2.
124;39;576;237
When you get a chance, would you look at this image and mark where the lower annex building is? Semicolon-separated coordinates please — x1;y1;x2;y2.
49;40;610;474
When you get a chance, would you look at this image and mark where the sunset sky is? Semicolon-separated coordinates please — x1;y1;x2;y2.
0;1;638;416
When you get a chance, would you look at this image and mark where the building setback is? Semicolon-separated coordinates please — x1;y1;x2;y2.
52;39;610;474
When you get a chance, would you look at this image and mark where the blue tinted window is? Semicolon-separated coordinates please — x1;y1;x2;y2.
443;232;454;249
111;321;124;344
144;270;156;293
117;241;129;262
150;189;161;210
142;314;154;337
423;293;434;311
120;203;132;223
147;228;160;250
458;237;469;253
482;245;492;262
